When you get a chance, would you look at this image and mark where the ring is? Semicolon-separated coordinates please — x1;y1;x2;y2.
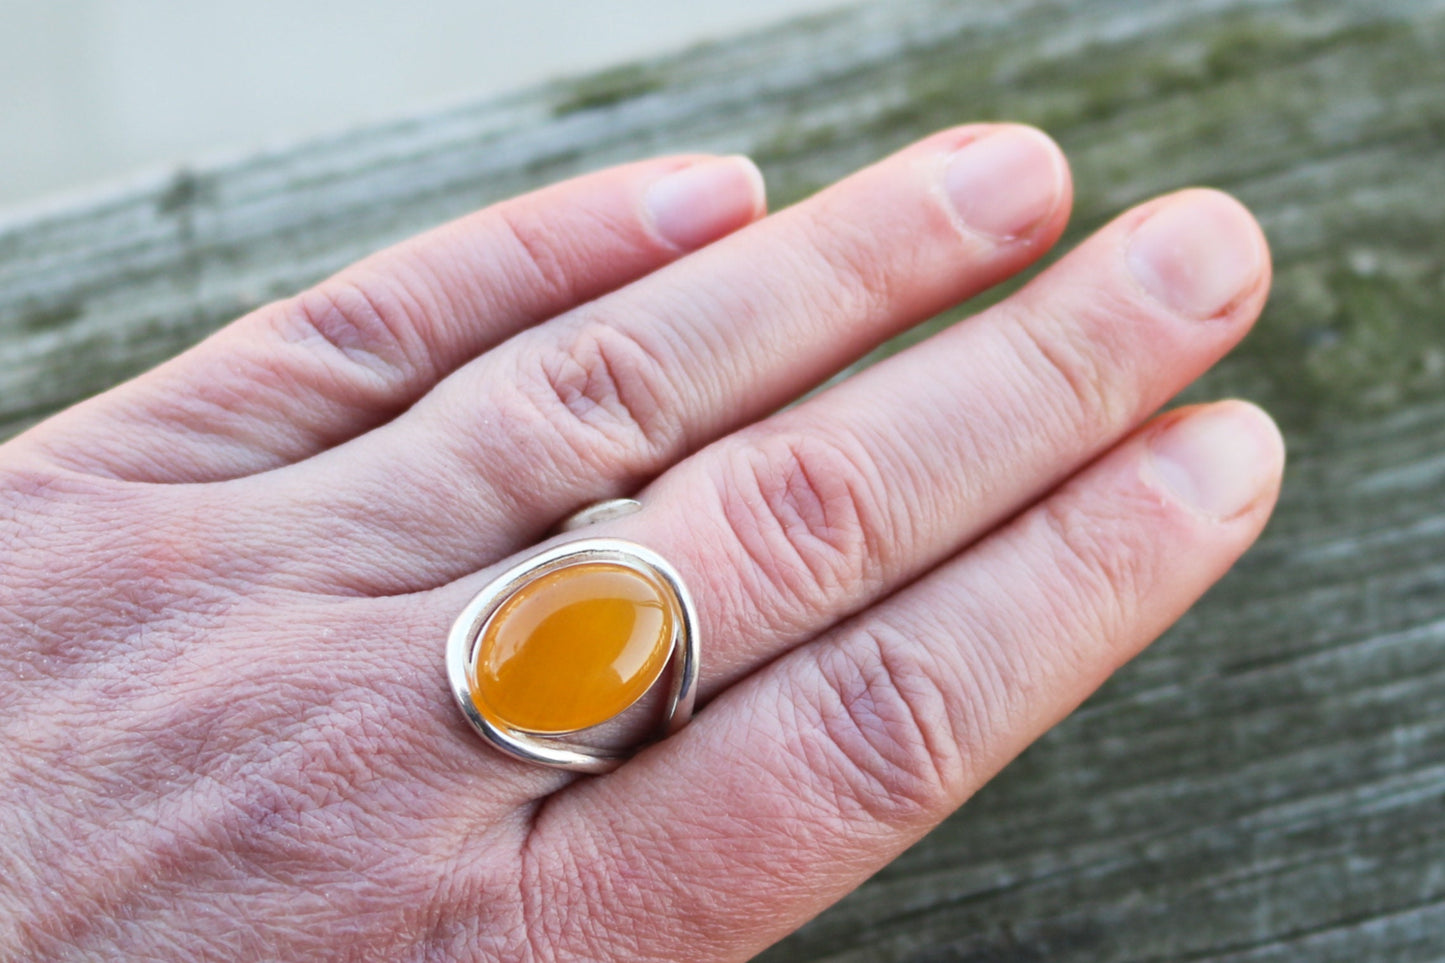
446;499;700;774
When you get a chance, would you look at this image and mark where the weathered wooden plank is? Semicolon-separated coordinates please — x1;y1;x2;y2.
3;1;1444;959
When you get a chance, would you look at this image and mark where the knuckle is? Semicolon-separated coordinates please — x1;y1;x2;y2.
807;625;966;822
494;205;580;308
276;275;431;391
518;318;683;469
1035;494;1151;643
804;204;900;321
712;431;886;628
1006;307;1128;439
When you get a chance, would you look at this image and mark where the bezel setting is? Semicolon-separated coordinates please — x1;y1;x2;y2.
446;536;700;774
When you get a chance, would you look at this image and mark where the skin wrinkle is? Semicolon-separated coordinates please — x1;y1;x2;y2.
956;561;1036;749
1008;302;1126;438
16;598;434;861
425;161;686;350
708;431;881;641
70;360;308;474
0;489;240;696
217;466;483;598
568;677;918;961
410;805;534;963
307;327;667;593
287;276;434;388
542;778;745;962
790;192;916;335
14;664;457;958
386;157;705;374
1;563;234;695
616;275;737;416
288;265;815;600
35;273;440;486
529;809;619;962
530;317;684;470
492;202;587;311
810;634;956;825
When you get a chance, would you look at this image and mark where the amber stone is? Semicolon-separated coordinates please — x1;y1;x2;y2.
472;561;677;734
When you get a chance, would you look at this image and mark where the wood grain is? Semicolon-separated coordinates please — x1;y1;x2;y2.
3;1;1443;959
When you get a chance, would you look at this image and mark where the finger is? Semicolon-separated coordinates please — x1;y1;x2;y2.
340;186;1266;814
403;184;1267;737
623;187;1270;694
259;123;1074;592
513;401;1285;963
20;155;766;483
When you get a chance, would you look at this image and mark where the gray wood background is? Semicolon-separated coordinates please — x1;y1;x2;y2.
2;0;1443;959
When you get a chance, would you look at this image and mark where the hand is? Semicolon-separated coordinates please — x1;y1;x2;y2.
0;124;1281;961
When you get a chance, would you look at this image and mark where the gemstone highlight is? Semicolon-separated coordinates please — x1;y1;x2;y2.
473;561;676;734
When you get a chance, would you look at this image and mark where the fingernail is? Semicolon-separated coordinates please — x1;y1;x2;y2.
644;156;765;251
1126;190;1265;319
944;127;1065;240
1147;402;1284;519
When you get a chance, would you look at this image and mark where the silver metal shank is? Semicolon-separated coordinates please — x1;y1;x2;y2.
446;536;700;774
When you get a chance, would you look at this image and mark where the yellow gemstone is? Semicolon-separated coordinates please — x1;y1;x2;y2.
473;561;676;734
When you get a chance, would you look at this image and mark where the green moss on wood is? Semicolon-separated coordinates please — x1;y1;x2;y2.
551;63;666;116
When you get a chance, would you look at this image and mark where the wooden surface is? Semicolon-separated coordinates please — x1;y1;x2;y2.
3;0;1445;959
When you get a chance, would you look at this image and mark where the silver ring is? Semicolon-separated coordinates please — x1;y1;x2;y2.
446;500;699;774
